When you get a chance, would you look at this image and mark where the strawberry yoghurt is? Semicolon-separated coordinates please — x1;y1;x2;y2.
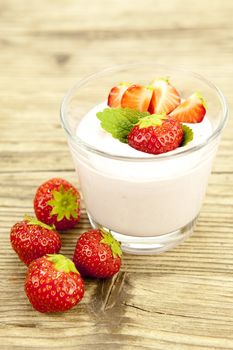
70;102;216;238
61;62;227;253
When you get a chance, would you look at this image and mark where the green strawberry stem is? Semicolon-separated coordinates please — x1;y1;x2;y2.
154;76;169;83
100;228;122;259
24;215;55;231
47;185;79;222
195;91;208;109
119;82;131;87
47;254;79;274
145;85;154;91
137;114;167;129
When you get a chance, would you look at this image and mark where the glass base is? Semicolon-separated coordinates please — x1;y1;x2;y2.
87;213;198;255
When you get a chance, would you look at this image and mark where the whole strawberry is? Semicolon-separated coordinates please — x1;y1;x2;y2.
10;216;61;266
73;229;122;278
25;254;84;313
128;114;184;155
34;178;81;230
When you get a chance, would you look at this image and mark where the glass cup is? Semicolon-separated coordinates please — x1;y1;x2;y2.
60;63;228;254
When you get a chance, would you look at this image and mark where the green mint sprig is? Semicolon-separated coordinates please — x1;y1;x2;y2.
181;124;194;146
96;108;149;143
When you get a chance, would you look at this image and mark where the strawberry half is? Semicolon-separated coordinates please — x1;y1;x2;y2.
169;92;206;123
148;78;180;115
128;114;184;155
108;83;130;108
121;84;153;112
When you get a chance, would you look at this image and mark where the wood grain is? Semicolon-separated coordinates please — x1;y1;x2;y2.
0;0;233;349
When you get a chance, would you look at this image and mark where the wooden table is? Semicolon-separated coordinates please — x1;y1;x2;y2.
1;1;233;349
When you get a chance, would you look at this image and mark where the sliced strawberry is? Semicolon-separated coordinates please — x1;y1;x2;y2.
169;92;206;123
121;85;153;112
108;83;130;108
148;78;180;115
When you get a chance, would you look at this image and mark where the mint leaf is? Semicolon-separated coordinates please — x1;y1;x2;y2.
181;124;194;146
97;108;149;143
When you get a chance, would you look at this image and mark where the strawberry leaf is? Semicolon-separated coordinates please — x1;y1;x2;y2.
96;108;149;143
24;215;55;231
47;186;79;222
47;254;79;274
137;114;167;129
181;125;194;146
100;228;122;259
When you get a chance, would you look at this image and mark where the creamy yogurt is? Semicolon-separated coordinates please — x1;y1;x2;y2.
69;103;217;237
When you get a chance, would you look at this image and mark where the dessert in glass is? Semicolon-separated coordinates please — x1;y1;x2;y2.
60;63;228;254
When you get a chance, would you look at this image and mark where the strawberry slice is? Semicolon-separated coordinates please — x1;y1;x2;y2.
121;84;153;112
148;78;180;115
108;83;130;108
169;92;206;123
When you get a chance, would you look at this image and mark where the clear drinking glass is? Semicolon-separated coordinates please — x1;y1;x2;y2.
60;63;228;254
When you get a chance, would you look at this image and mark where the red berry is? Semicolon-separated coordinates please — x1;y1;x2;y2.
108;83;130;108
34;178;81;230
128;115;184;155
10;216;61;266
73;229;122;279
148;78;180;115
169;92;206;123
25;254;84;313
121;85;153;112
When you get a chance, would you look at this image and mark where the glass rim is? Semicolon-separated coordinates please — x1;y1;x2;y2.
60;62;228;162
